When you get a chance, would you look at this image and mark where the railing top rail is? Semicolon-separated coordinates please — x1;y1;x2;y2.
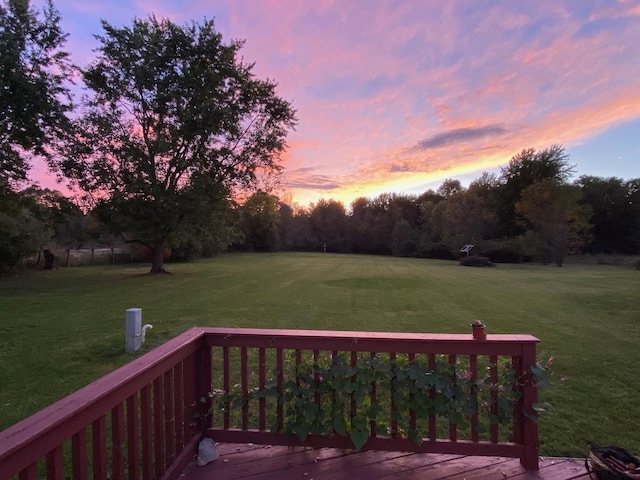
200;327;539;355
199;326;538;342
0;327;205;471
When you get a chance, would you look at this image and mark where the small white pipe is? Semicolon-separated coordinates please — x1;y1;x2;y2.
141;324;153;343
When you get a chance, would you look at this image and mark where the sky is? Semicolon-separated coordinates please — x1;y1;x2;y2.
34;0;640;207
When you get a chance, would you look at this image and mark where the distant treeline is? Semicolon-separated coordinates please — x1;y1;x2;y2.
233;145;640;266
2;145;639;272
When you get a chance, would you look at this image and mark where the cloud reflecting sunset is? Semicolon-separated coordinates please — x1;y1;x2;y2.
49;0;640;206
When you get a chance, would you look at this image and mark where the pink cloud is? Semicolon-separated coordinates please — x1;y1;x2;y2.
34;1;640;207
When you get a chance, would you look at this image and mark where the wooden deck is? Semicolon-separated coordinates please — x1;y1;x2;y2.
181;443;591;479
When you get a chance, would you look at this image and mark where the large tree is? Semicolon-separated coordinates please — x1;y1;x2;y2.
0;0;73;188
239;190;281;252
309;199;349;252
436;178;463;199
497;145;575;237
515;179;590;266
56;16;296;273
437;190;498;252
576;176;640;254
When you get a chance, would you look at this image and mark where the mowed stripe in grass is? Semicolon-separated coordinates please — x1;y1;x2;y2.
1;252;639;457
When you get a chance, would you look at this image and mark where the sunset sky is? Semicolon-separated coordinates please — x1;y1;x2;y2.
37;0;640;207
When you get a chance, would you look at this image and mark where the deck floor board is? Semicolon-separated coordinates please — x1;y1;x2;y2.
180;443;591;479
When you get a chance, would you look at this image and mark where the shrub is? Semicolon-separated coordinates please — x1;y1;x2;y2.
418;243;455;260
596;254;625;266
480;239;525;264
460;255;494;267
484;246;523;264
395;240;418;257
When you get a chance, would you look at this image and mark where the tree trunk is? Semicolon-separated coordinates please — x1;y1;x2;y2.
554;244;564;267
149;242;169;274
553;231;566;267
43;249;55;270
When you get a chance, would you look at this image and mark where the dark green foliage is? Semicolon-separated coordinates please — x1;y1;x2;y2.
238;191;281;252
515;180;591;267
436;178;463;198
348;194;423;256
309;199;350;253
0;0;73;187
396;239;418;257
497;145;575;238
0;185;83;271
0;193;50;271
435;191;498;252
575;176;640;254
392;219;415;256
460;255;494;267
418;242;456;260
482;245;523;264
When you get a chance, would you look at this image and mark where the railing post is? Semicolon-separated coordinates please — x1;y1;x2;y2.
520;341;539;470
196;338;213;430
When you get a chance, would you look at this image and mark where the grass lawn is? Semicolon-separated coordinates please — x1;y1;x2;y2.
1;252;639;457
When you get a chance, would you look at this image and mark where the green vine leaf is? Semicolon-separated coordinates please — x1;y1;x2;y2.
304;402;319;421
294;423;309;441
333;416;347;434
351;427;369;449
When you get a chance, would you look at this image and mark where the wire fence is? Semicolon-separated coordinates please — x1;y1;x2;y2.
27;247;144;268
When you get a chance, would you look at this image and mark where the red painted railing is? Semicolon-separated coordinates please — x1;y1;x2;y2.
0;328;211;480
201;328;540;470
0;327;540;480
